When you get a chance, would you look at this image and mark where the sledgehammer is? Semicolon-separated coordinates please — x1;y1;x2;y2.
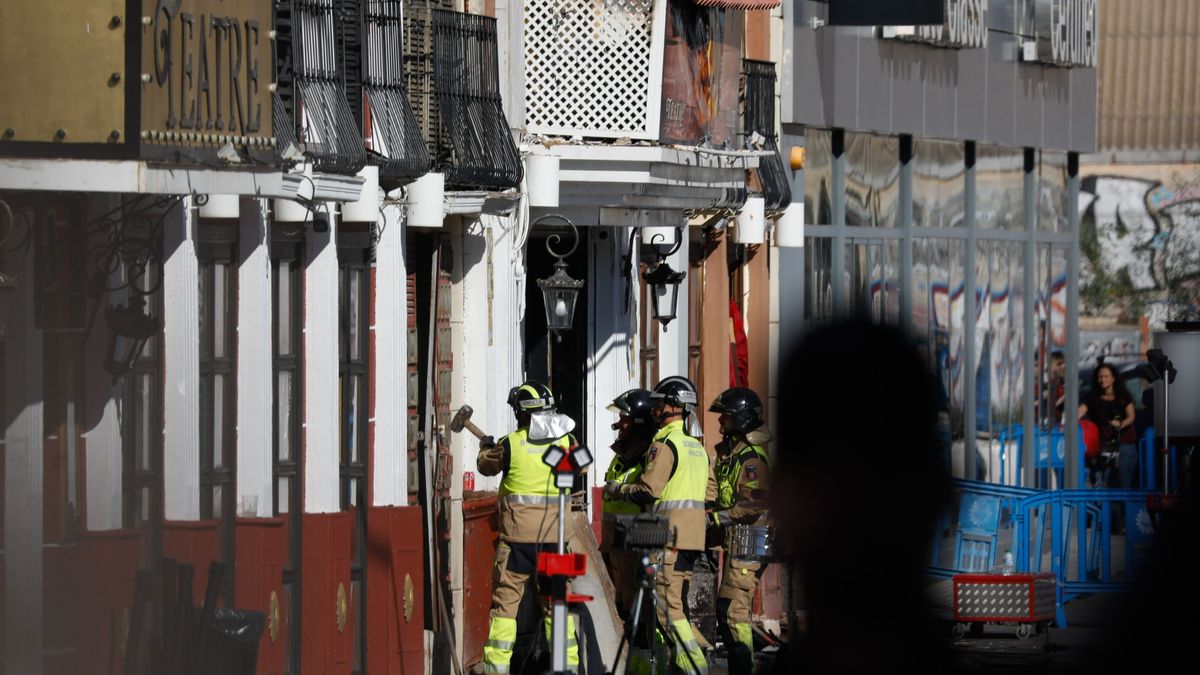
449;405;490;442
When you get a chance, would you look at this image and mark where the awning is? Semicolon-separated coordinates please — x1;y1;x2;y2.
691;0;782;10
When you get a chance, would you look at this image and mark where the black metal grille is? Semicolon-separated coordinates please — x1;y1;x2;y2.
364;1;431;184
405;7;522;190
275;0;366;175
743;59;792;211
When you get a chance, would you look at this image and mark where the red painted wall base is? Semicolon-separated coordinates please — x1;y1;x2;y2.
366;506;426;675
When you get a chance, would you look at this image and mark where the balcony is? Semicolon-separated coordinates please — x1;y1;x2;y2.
742;59;791;211
405;5;522;190
523;0;666;140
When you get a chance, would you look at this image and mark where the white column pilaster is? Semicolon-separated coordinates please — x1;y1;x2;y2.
4;247;44;675
373;204;408;506
305;206;341;513
163;197;200;520
237;198;273;516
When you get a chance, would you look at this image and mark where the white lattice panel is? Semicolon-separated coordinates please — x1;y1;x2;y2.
524;0;663;139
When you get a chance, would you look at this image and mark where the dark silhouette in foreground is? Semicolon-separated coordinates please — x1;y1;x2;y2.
767;321;952;673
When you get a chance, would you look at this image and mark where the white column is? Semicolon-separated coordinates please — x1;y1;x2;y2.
656;233;689;379
448;217;470;660
4;247;44;675
305;206;341;513
373;204;408;506
163;197;201;520
83;197;127;531
237;198;273;516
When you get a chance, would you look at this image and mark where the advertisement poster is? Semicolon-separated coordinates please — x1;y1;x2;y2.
659;0;744;146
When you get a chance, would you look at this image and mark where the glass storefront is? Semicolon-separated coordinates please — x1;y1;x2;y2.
797;127;1079;484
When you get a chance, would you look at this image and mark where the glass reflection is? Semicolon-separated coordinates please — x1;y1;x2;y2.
912;239;931;363
977;145;1025;230
845;133;899;227
948;239;966;446
913;140;966;227
804;237;833;322
1039;151;1069;233
804;130;833;226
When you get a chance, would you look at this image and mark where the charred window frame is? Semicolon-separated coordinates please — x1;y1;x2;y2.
338;229;371;675
271;224;305;674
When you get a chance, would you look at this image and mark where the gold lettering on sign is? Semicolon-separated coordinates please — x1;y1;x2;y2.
149;1;265;136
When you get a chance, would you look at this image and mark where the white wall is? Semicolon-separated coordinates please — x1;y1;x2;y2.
655;233;689;379
4;243;44;675
237;198;273;517
373;203;409;506
83;196;128;531
163;197;200;520
586;226;640;489
305;205;341;513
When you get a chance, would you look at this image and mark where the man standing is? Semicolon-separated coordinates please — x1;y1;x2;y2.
477;381;579;674
601;388;655;620
606;376;711;674
706;387;771;675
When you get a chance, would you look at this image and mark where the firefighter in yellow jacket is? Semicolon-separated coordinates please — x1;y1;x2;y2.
606;376;712;674
477;381;579;673
600;388;655;620
707;387;771;675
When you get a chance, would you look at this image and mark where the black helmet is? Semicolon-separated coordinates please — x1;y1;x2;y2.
607;389;654;425
709;387;764;435
507;381;556;413
650;376;698;410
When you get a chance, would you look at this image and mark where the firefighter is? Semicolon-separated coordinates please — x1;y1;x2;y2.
477;381;579;674
601;388;655;620
606;376;712;674
706;387;771;675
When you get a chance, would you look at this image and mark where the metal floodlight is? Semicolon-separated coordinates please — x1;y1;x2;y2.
104;296;160;383
542;446;567;470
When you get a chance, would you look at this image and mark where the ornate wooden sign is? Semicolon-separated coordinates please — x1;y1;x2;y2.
139;0;276;162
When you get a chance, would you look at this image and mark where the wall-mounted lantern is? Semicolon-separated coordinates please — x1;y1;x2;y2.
103;296;160;382
534;214;584;340
641;226;686;327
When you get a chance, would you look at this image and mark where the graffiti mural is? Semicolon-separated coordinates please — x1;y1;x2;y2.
1078;166;1200;322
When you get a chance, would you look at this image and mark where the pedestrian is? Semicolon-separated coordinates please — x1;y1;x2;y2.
1078;363;1136;493
606;376;712;674
706;387;771;675
477;381;580;674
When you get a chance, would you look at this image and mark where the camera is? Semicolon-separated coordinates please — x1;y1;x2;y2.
611;514;673;551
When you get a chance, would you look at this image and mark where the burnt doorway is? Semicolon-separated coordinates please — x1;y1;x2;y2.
523;228;590;447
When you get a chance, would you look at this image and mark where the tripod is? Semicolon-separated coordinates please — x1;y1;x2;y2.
607;551;704;675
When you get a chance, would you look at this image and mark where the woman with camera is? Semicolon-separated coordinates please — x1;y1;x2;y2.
1078;363;1137;496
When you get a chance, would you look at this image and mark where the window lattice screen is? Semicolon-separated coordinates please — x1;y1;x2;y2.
524;0;657;138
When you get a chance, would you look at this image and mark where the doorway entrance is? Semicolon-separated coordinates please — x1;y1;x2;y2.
523;228;590;448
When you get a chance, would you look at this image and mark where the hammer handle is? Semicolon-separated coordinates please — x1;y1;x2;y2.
461;418;486;440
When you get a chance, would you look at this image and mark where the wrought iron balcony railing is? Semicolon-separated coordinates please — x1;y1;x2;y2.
363;0;431;184
405;6;522;190
274;0;367;175
743;59;791;211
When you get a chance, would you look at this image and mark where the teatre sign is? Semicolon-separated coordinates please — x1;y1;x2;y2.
141;0;274;149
